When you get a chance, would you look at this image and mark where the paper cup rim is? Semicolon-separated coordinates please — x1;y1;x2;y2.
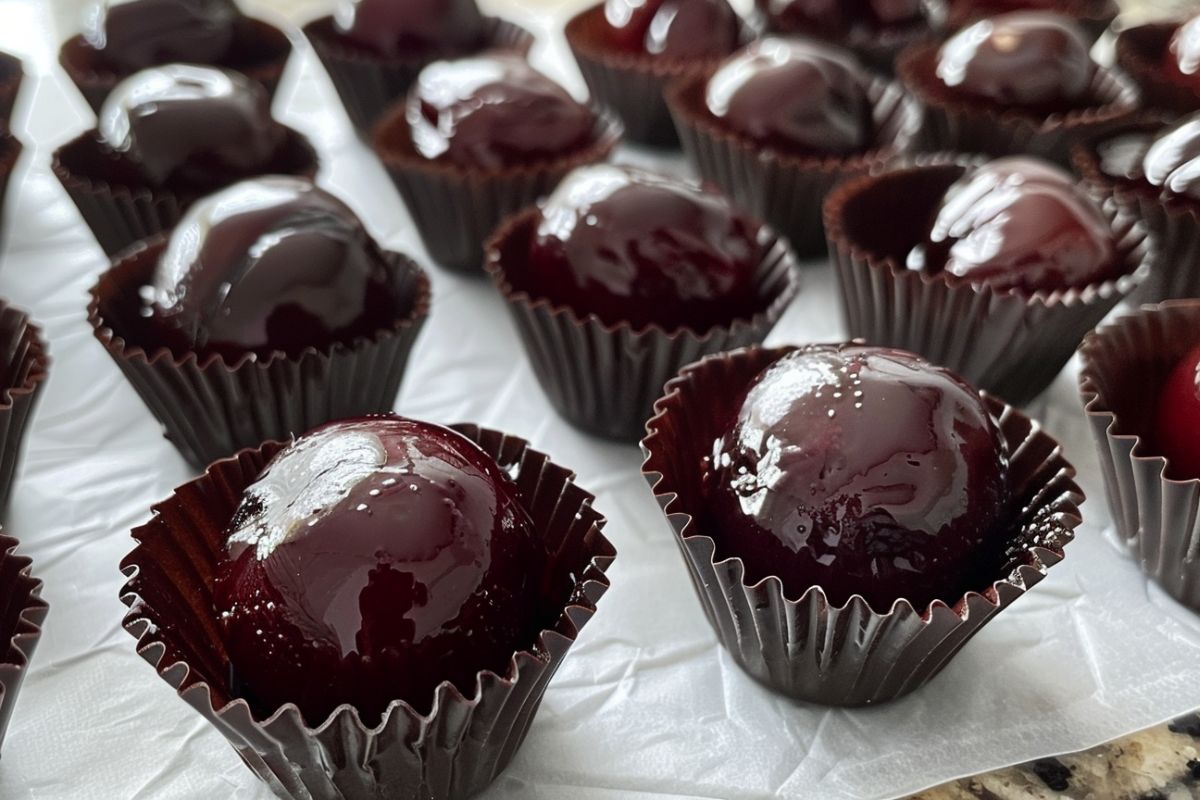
0;303;49;413
641;343;1084;618
484;207;802;342
87;235;432;373
665;69;923;174
371;102;624;182
50;126;320;214
119;424;617;734
0;533;47;674
303;15;533;70
1078;299;1200;487
896;39;1141;135
821;151;1153;308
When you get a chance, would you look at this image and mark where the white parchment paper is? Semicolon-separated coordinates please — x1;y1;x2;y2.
0;1;1197;798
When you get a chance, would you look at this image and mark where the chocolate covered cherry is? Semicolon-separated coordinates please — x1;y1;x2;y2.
526;164;766;332
147;176;402;360
602;0;741;59
935;12;1095;113
1143;115;1200;201
406;54;596;170
758;0;925;37
81;0;239;73
1155;345;1200;480
98;64;284;191
702;345;1008;612
705;37;873;155
1165;15;1200;88
908;157;1119;293
333;0;487;57
213;416;545;723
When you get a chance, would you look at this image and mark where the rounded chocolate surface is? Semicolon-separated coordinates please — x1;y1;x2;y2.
758;0;925;37
525;164;767;332
702;345;1008;612
1143;115;1200;201
98;64;284;191
935;11;1094;113
332;0;488;57
1165;15;1200;89
601;0;741;59
81;0;239;73
405;54;596;170
147;176;402;360
908;157;1120;293
705;37;872;156
213;416;545;724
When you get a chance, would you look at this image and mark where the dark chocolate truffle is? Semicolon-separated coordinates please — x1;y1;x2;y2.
97;64;285;192
758;0;925;37
702;345;1008;612
1165;15;1200;89
332;0;488;57
525;164;767;332
81;0;239;73
1155;344;1200;480
704;37;873;156
213;416;545;724
907;157;1120;293
601;0;741;59
405;54;597;170
935;11;1095;113
147;176;402;360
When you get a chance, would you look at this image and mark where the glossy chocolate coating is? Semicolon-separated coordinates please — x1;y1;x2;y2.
702;345;1008;612
81;0;239;73
1155;344;1200;480
332;0;487;58
936;12;1094;113
98;64;284;192
526;164;766;332
705;38;872;155
1143;115;1200;201
758;0;925;37
147;176;402;360
1165;15;1200;88
601;0;740;59
213;416;544;723
909;157;1120;293
405;54;596;170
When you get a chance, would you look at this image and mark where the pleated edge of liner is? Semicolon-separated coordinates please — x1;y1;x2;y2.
0;534;47;676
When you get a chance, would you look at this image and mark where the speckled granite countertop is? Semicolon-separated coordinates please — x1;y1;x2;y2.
918;716;1200;799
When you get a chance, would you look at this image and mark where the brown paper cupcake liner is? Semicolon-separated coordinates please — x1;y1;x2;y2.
485;210;801;441
564;4;753;147
641;344;1082;706
88;238;430;469
0;533;47;753
824;153;1151;407
1116;22;1200;118
373;109;622;274
897;41;1139;168
946;0;1117;45
1079;301;1200;610
51;129;318;258
0;51;23;133
59;18;293;114
119;426;615;799
1072;120;1200;303
306;17;534;135
667;73;923;258
0;301;49;515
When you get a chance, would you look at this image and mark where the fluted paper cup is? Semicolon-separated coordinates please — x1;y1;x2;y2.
0;533;47;754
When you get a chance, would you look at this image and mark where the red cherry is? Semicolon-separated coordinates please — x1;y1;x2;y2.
1154;344;1200;480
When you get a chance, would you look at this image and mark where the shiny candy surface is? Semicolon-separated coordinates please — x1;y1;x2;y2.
405;54;596;170
98;64;284;192
147;176;402;360
908;157;1120;293
702;345;1008;612
332;0;487;57
758;0;925;37
1154;344;1200;480
935;12;1094;113
1165;15;1200;88
82;0;239;72
526;164;766;332
213;417;544;724
1143;115;1200;201
601;0;741;59
705;37;872;155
